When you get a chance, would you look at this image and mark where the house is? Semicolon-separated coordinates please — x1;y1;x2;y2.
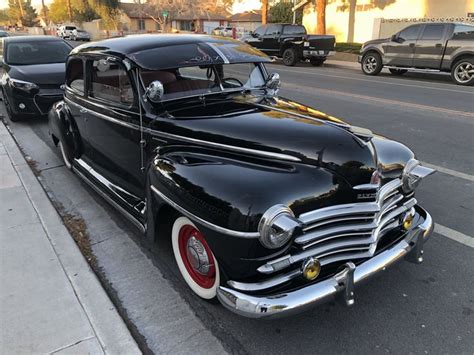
119;3;161;32
229;10;263;32
171;9;230;34
301;0;474;43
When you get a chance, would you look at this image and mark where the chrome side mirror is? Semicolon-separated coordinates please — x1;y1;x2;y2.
144;80;164;103
265;72;280;95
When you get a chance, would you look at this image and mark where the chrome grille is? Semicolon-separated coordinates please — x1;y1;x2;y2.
257;178;416;275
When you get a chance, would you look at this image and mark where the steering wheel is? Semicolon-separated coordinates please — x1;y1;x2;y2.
222;77;244;88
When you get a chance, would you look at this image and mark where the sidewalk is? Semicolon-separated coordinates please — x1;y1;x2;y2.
0;119;140;354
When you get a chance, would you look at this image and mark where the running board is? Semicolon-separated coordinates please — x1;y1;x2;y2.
385;66;441;73
73;159;146;233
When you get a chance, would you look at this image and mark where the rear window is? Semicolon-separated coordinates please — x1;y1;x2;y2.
453;24;474;39
90;59;133;105
6;40;71;65
283;25;305;35
420;24;445;40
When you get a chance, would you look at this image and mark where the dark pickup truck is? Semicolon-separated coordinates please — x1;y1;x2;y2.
359;22;474;85
244;23;335;66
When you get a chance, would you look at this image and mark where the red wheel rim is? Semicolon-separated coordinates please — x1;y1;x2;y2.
178;225;216;289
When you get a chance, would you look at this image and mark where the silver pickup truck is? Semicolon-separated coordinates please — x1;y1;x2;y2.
358;22;474;85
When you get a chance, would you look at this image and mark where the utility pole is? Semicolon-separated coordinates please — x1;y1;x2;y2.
347;0;357;42
262;0;268;24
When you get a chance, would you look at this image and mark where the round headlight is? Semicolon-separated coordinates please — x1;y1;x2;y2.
258;205;300;249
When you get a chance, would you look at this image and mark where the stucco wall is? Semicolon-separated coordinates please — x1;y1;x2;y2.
303;0;474;43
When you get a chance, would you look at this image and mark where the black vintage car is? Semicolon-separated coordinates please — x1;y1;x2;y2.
1;36;72;121
49;34;435;318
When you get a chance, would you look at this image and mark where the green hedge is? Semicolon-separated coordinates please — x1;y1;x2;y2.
335;42;363;54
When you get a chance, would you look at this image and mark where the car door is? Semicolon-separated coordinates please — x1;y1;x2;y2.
82;57;146;202
64;56;94;162
413;24;448;69
383;24;422;67
246;25;267;52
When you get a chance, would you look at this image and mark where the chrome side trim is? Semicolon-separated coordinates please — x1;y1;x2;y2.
150;185;259;239
228;269;301;292
73;159;145;233
149;131;301;162
217;208;433;318
65;97;301;163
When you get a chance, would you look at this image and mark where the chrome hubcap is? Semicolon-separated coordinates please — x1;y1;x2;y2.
186;235;210;275
454;62;474;83
363;56;377;73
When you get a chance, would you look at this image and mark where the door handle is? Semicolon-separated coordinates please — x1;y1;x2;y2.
409;43;415;48
80;108;88;113
435;43;442;48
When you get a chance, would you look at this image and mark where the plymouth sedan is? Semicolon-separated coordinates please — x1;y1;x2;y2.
49;34;435;318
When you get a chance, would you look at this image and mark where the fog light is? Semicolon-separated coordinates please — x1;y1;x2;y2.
402;208;415;230
18;103;26;110
302;257;321;281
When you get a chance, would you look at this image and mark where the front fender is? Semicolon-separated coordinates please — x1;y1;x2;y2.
148;148;356;280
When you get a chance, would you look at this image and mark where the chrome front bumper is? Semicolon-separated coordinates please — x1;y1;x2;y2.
217;208;433;319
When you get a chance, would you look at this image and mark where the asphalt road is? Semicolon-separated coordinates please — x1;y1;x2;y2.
2;60;473;354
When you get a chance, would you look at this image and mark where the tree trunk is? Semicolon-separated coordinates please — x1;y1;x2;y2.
41;0;48;24
316;0;326;35
261;0;268;25
66;0;72;22
347;0;357;42
18;0;25;22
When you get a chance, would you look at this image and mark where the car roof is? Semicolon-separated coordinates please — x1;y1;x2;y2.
4;35;64;43
70;34;270;70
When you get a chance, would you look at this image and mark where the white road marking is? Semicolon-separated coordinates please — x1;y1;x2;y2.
271;65;474;95
420;162;474;182
435;224;474;248
282;82;474;118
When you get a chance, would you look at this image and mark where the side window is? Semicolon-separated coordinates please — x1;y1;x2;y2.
283;25;305;35
420;24;445;40
254;25;266;37
90;59;133;105
265;24;281;35
453;24;474;39
398;25;421;41
66;58;84;93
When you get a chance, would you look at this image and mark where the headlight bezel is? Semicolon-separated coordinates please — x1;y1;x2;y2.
9;78;39;93
258;204;301;249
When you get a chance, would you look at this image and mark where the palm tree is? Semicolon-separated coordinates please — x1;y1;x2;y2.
316;0;326;35
262;0;268;24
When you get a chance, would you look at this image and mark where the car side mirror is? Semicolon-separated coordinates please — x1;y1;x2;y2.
265;73;280;94
144;80;164;103
391;34;399;42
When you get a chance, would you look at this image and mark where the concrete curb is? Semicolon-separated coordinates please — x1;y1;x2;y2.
0;119;141;354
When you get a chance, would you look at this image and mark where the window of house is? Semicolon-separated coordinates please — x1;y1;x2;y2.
138;19;145;31
89;59;133;105
420;24;446;40
66;58;84;93
398;25;421;41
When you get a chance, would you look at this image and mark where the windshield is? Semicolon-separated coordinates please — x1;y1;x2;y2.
140;62;266;101
6;41;71;65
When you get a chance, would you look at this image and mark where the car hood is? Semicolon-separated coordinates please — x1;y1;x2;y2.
363;38;389;46
7;63;66;86
153;96;385;187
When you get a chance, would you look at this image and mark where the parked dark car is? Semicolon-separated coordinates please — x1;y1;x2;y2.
0;30;9;38
49;34;435;318
0;36;72;121
359;22;474;85
244;23;335;66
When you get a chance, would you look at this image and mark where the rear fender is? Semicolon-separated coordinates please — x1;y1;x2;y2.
48;101;82;158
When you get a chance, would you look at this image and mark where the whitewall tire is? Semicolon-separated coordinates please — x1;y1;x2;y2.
171;216;220;299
